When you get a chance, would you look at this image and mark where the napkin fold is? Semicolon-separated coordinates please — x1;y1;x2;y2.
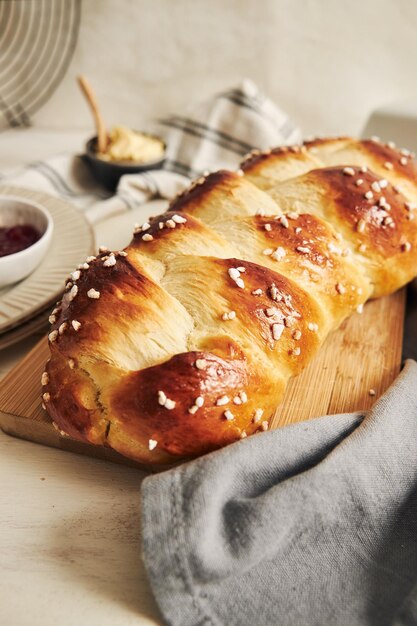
0;79;300;224
141;360;417;626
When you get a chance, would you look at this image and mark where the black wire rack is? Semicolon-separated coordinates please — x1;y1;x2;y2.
0;0;81;130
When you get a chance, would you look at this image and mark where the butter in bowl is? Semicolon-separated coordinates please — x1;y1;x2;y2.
85;126;166;191
78;76;166;191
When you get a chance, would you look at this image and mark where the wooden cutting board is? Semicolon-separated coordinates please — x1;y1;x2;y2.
0;289;406;471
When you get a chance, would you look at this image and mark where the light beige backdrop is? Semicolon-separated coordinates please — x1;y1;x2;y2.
32;0;417;136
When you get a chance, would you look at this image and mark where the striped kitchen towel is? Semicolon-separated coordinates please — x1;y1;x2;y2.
0;79;300;224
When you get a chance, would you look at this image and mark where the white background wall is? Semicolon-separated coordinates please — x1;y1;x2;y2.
27;0;417;137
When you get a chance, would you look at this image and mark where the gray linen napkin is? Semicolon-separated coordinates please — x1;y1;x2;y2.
141;360;417;626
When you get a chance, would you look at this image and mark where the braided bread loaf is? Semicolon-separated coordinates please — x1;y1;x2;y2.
43;137;417;465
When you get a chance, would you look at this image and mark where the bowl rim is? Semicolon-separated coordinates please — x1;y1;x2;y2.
85;131;167;168
0;194;54;263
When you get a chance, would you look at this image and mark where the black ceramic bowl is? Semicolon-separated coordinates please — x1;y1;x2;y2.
84;133;166;192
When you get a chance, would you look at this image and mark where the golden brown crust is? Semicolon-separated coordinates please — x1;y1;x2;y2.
304;137;417;179
109;349;275;458
241;145;322;189
45;252;322;462
313;167;415;257
188;256;322;375
243;136;417;203
169;170;236;211
268;166;417;297
129;210;237;263
45;350;108;444
168;169;279;223
50;251;194;369
251;213;370;327
241;145;309;171
43;136;417;466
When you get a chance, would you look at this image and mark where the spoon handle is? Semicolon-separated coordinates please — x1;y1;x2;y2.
77;75;108;153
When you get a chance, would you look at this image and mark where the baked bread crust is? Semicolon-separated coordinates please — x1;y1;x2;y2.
43;137;417;465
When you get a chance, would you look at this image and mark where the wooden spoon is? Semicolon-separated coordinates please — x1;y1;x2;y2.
77;75;108;153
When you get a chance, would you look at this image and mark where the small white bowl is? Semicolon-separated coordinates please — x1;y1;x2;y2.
0;196;53;288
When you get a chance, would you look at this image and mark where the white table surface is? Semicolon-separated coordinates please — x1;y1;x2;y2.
0;129;164;626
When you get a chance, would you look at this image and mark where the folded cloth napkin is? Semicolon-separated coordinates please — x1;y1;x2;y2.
142;360;417;626
0;79;301;224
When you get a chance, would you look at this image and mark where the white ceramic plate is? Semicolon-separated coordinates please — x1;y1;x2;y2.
0;186;94;335
0;306;49;350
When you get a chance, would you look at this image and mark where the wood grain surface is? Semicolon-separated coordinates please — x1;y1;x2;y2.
0;289;406;470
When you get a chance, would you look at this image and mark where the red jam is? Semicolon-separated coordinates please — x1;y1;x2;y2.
0;224;42;257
